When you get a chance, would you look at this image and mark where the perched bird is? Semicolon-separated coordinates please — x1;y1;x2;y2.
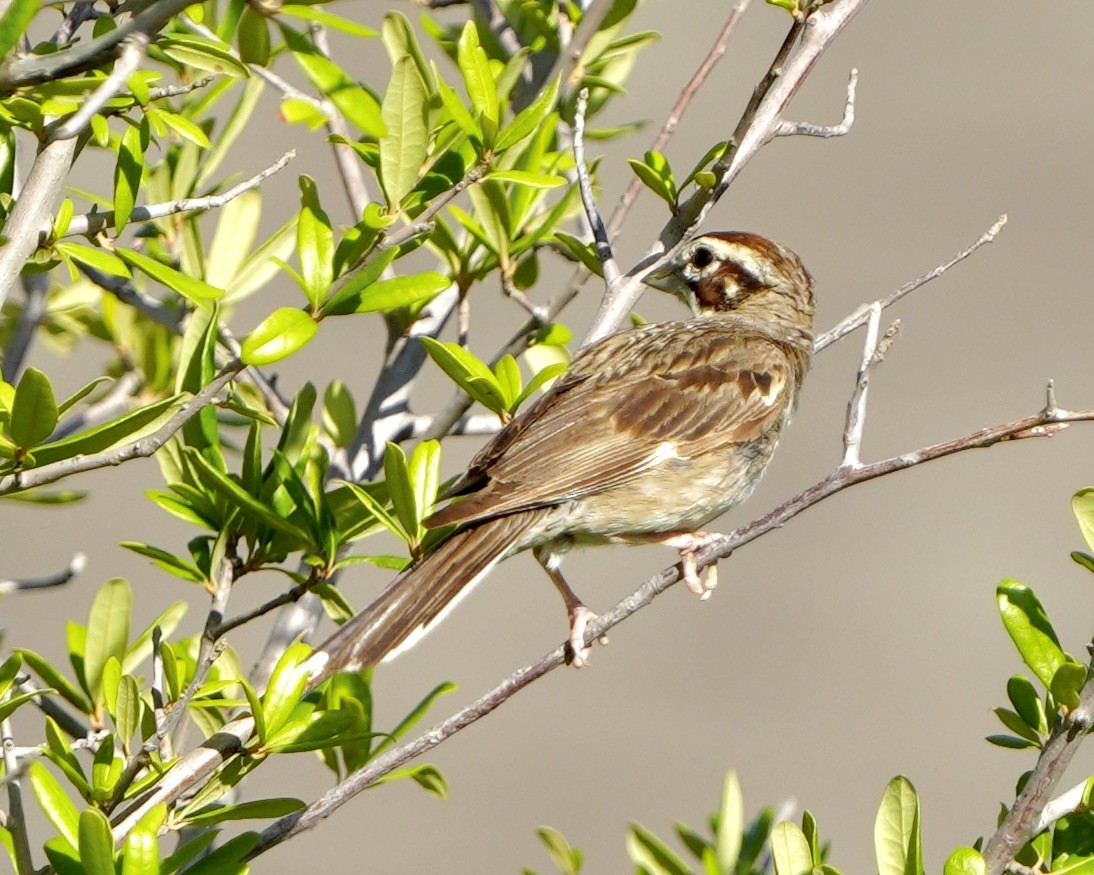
307;230;814;681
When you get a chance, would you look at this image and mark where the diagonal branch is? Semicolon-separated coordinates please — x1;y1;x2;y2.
50;32;149;142
0;361;242;496
248;399;1094;855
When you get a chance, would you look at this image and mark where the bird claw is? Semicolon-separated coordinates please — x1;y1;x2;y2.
672;532;723;599
566;605;606;667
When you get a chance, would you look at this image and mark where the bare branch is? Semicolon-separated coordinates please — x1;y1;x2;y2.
775;67;857;138
0;137;78;309
62;150;296;240
148;75;216;101
573;88;620;288
0;361;242;496
841;303;886;468
0;552;87;596
51;33;150;142
816;214;1008;352
1036;778;1091;834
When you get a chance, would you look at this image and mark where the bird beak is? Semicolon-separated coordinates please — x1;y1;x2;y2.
644;262;701;316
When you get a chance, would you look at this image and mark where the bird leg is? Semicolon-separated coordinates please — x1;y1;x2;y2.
656;531;724;599
533;545;606;667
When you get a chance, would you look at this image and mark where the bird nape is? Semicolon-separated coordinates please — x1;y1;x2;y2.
305;230;814;685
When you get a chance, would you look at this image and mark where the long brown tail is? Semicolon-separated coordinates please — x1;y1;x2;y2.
306;510;544;685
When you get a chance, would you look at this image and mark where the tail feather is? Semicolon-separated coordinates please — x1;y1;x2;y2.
307;510;543;684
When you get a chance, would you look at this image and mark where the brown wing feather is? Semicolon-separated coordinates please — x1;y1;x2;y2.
428;318;802;529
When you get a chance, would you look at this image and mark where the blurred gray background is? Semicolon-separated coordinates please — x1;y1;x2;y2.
3;0;1094;871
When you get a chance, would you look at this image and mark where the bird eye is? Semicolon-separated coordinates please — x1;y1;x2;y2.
691;246;713;269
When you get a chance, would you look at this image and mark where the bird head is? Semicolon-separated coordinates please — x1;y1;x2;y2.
645;231;814;323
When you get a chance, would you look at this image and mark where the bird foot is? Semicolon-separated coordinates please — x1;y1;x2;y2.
566;605;607;668
663;532;723;599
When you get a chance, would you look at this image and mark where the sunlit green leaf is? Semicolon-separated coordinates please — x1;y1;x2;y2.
241;307;317;365
117;248;222;307
78;807;116;875
84;578;131;705
10;367;58;448
380;55;429;208
770;822;813;875
997;580;1066;688
874;776;923;875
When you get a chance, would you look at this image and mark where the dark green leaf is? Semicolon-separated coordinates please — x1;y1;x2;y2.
495;77;559;152
1006;674;1047;735
28;395;178;467
297;176;333;309
236;6;270;65
181;797;304;827
16;648;91;713
179;831;258;875
991;708;1042;745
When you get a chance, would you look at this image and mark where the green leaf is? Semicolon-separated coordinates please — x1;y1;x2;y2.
236;5;270;65
380;10;430;86
181;797;304;827
513;362;566;410
943;847;987;875
121;821;159;875
206;189;261;291
158;33;248;77
347;272;449;314
180;831;257;875
281;4;378;38
407;439;441;525
1050;661;1088;712
497;78;559;152
340;481;405;542
378;763;448;799
319;248;397;316
261;641;312;738
117;248;222;307
322;380;357;448
29;760;80;849
716;770;744;872
456;22;497;142
991;708;1042;745
380;55;429;207
56;376;113;418
770;822;813;875
493;355;521;409
242;679;266;745
121;541;204;584
10;367;58;447
16;648;91;713
78;808;116;875
1073;488;1094;553
281;24;384;137
419;337;507;416
225;214;297;303
997;580;1066;688
0;688;53;722
486;169;566;189
28;395;178;468
383;441;417;541
985;733;1039;750
628;152;677;208
148;108;211;149
57;242;131;278
874;776;923;875
114;674;141;752
536;826;582;875
433;64;479;139
263;710;357;753
626;822;690;875
198;76;265;189
1006;674;1047;735
184;447;310;542
297;176;334;309
113;123;143;231
0;0;40;62
84;578;131;705
241;307;317;365
373;681;455;755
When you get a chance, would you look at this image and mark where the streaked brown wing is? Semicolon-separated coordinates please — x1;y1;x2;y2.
428;319;797;529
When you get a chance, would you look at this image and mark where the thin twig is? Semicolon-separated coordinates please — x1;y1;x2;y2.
15;679;89;739
1036;777;1091;833
0;552;87;596
841;302;881;468
775;67;857;138
151;626;168;759
2;718;34;874
546;0;614;102
249;401;1094;856
572;88;619;287
51;33;150;142
148;75;216;101
61;150;296;240
1;273;48;382
50;369;141;441
0;360;242;496
816;214;1008;352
